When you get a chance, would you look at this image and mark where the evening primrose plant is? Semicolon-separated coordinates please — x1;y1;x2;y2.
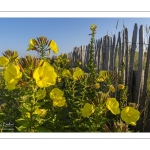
0;26;141;132
27;36;59;58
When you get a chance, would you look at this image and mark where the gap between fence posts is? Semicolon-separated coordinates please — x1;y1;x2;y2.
128;23;138;103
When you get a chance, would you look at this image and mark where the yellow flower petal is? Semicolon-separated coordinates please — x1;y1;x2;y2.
53;97;66;107
4;64;22;85
81;103;95;118
36;89;46;100
73;67;84;80
130;122;136;126
33;63;57;88
62;69;72;78
49;40;59;54
97;70;107;82
26;112;30;118
0;56;9;67
30;39;36;47
106;98;120;115
33;67;40;80
121;106;140;125
50;88;64;100
34;108;47;117
5;83;16;90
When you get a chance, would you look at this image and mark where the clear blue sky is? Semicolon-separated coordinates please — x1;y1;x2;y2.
0;18;150;57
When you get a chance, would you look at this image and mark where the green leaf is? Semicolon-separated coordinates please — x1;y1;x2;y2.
15;118;29;125
16;126;27;132
0;113;6;121
34;126;49;132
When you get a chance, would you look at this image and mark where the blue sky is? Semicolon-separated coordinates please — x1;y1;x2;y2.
0;18;150;57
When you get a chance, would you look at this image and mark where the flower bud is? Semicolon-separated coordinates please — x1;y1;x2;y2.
94;83;100;89
117;84;124;90
109;85;115;92
57;77;61;82
18;63;24;72
34;58;38;69
30;69;33;77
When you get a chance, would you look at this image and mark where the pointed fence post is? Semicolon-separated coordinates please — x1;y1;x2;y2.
125;28;129;86
134;25;144;105
128;23;138;103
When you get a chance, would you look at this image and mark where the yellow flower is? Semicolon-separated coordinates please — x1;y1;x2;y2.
53;97;66;107
50;88;64;100
49;40;59;54
26;108;47;118
33;63;57;88
4;64;22;85
109;85;115;92
82;103;95;118
34;108;47;117
0;56;9;67
62;69;72;78
5;82;16;90
121;106;140;125
30;39;36;47
106;98;120;115
117;84;125;90
36;89;46;100
50;88;66;107
97;70;107;82
73;67;84;80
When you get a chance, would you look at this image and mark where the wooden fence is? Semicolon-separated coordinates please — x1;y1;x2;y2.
66;23;150;132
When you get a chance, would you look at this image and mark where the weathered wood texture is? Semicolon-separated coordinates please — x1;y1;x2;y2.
66;23;150;132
